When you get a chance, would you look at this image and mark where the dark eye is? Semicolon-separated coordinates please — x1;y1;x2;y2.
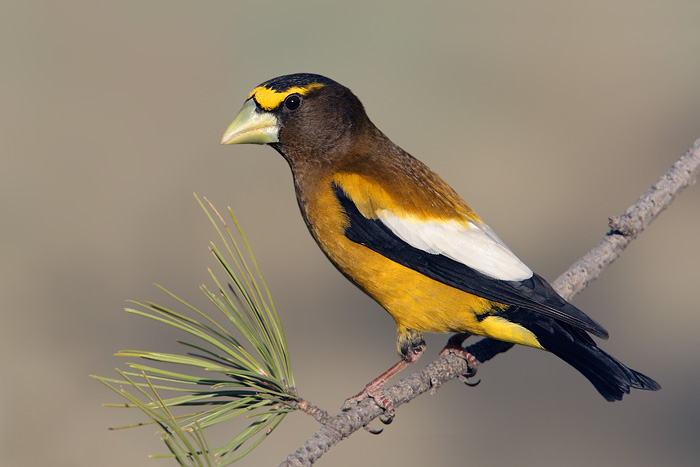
284;94;301;110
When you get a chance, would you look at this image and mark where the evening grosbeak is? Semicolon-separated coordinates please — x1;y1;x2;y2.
221;73;660;418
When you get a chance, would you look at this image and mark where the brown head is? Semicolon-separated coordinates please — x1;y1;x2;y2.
221;73;377;167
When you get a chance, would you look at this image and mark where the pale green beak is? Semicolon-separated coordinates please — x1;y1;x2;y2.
220;98;280;145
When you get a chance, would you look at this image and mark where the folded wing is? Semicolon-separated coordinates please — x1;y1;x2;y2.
333;181;609;339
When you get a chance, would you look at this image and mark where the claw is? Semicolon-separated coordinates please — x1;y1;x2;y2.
341;393;362;412
458;374;481;387
440;333;480;383
379;413;394;425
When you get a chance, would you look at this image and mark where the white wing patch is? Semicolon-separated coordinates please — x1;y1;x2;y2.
376;211;533;281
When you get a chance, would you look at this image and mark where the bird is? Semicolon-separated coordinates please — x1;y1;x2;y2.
220;73;660;418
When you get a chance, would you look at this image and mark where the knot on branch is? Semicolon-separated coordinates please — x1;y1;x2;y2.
291;399;331;425
608;215;639;237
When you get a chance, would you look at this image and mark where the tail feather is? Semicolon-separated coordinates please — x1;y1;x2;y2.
505;308;661;401
549;334;661;401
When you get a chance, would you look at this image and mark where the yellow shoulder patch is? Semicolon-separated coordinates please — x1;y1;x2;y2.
248;83;326;111
333;173;391;220
333;172;478;224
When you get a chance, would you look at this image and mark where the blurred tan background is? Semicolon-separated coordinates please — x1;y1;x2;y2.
2;1;699;465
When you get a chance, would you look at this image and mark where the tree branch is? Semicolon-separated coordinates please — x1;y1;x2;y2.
280;137;700;467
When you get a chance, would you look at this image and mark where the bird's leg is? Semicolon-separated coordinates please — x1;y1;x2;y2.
341;346;423;421
439;332;479;384
342;328;425;422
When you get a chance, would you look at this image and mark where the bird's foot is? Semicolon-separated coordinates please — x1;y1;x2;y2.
341;349;422;424
342;383;396;423
439;333;480;385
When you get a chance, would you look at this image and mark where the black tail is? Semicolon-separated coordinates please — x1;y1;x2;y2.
506;308;661;401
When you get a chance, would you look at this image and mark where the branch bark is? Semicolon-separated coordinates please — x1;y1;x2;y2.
280;137;700;467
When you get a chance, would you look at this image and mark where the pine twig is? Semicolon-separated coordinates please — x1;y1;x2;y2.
280;137;700;467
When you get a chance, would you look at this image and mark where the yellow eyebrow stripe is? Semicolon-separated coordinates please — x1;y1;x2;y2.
248;83;326;111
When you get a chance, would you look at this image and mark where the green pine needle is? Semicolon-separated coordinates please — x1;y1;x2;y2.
92;195;297;465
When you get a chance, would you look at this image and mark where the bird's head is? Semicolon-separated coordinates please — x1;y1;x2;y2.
221;73;371;158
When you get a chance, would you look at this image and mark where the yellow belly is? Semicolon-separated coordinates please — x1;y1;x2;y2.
336;242;541;349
